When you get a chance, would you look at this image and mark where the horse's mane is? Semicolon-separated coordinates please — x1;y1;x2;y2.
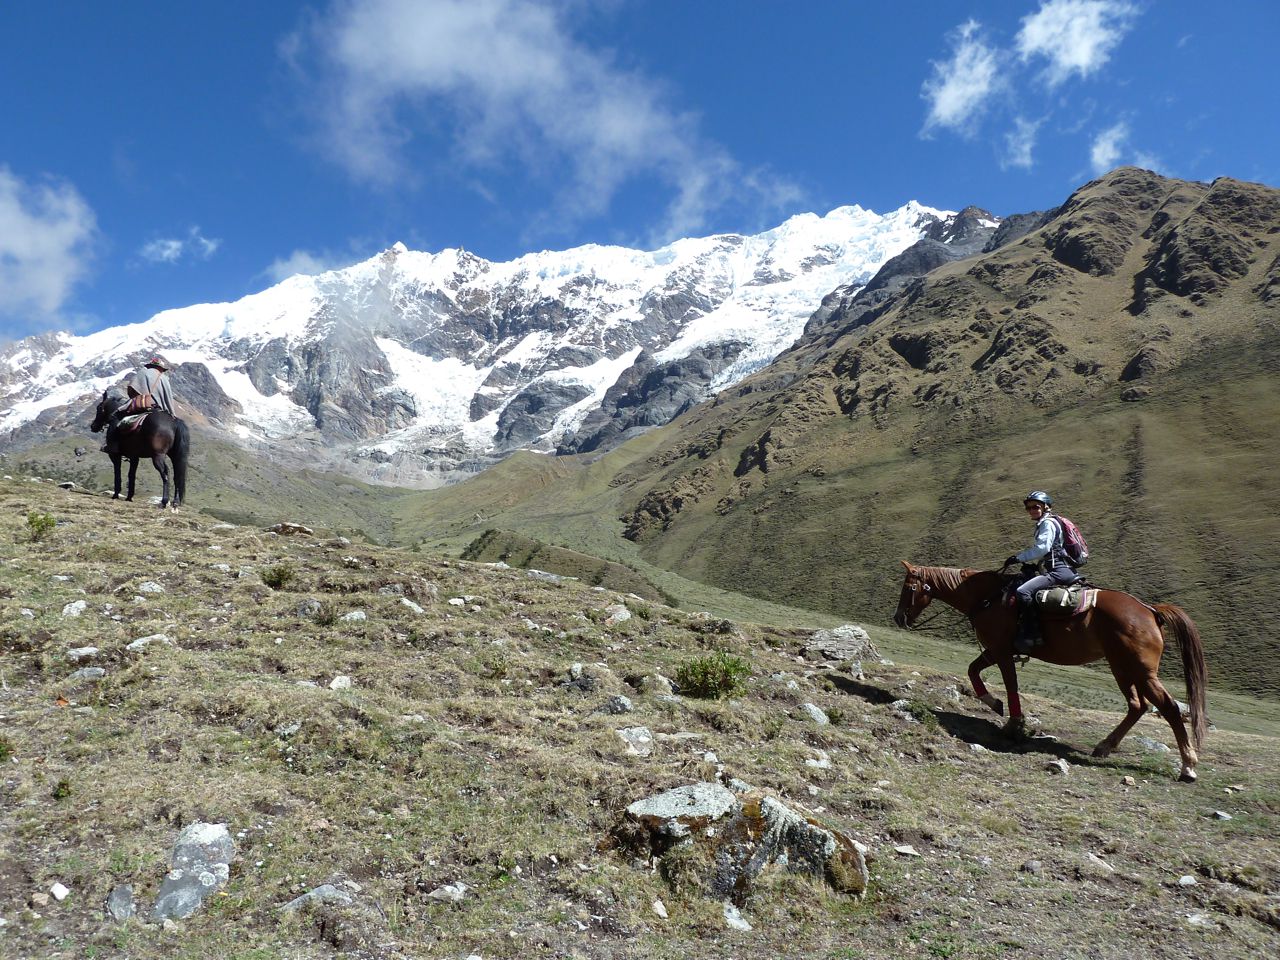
913;565;983;591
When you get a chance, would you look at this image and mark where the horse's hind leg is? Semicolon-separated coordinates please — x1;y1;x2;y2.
152;455;170;508
126;460;139;501
1141;674;1198;782
1093;673;1145;758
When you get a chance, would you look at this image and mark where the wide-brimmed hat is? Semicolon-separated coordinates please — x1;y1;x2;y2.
144;355;170;371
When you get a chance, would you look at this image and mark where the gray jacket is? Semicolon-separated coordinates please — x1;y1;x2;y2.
130;366;175;415
1015;514;1073;572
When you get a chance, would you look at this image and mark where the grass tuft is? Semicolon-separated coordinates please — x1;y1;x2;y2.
675;650;752;699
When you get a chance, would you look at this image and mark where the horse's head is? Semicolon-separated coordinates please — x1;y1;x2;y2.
893;560;933;628
90;388;125;433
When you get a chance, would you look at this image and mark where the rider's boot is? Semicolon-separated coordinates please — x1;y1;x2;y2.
101;418;120;454
1013;597;1041;654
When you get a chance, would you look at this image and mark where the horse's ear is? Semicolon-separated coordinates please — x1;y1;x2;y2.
900;560;914;572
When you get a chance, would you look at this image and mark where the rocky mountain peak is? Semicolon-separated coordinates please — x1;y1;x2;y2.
1;201;955;487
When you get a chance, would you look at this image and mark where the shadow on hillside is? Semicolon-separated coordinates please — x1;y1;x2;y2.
826;672;1152;775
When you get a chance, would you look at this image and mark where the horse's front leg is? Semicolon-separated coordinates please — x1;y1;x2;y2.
111;455;123;499
996;656;1027;737
153;454;170;508
967;650;1004;716
126;459;139;501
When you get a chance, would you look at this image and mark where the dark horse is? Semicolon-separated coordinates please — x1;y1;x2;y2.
893;561;1207;782
90;388;190;509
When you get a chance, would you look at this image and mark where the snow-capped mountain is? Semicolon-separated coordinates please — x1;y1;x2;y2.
0;201;990;486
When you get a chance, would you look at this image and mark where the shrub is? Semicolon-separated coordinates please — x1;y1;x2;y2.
675;651;752;700
0;735;13;762
26;511;56;541
313;601;338;626
261;564;297;590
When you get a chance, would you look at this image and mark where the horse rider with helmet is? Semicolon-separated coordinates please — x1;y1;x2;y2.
103;354;176;452
1004;490;1082;653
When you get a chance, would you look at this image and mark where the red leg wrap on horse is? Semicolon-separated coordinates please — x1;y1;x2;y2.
971;677;989;698
1008;692;1022;718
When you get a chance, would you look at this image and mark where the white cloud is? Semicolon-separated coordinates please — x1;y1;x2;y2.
1016;0;1136;88
1002;117;1043;169
287;0;796;240
263;249;353;283
921;20;1002;135
0;166;97;321
139;226;221;265
1090;121;1129;173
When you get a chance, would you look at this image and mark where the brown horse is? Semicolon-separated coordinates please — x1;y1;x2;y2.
892;561;1207;782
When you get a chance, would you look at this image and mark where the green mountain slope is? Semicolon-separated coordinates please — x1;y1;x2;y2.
401;169;1280;700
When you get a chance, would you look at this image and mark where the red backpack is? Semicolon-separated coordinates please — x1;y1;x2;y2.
1052;515;1090;567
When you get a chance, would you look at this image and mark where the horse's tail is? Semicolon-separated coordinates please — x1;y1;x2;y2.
171;418;190;505
1154;603;1207;750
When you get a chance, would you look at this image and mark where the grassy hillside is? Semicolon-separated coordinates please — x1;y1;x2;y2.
1;478;1278;959
389;170;1280;701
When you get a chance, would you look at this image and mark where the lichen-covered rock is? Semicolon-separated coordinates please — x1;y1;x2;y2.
618;784;868;904
150;822;235;921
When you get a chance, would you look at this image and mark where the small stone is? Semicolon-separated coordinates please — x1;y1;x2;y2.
126;633;173;653
426;881;468;902
61;600;87;618
341;610;367;622
652;899;668;920
603;604;631;626
31;892;50;907
1185;912;1217;929
1020;860;1043;875
1046;758;1071;776
800;702;830;725
447;597;466;606
296;598;322;616
1086;853;1115;873
1121;776;1136;787
329;676;354;690
894;845;921;857
138;581;165;594
722;901;752;931
69;667;106;681
968;742;987;753
617;726;655;757
1211;811;1232;821
66;646;99;663
805;750;832;770
281;883;354;912
50;882;70;901
603;695;633;715
400;598;424;614
1178;875;1198;887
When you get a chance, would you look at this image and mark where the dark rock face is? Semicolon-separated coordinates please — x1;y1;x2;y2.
559;342;749;455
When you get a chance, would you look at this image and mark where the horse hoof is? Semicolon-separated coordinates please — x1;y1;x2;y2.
1092;743;1113;759
1179;767;1197;783
1003;717;1028;739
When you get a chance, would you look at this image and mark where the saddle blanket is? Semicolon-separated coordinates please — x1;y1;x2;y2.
117;413;149;433
1035;585;1098;616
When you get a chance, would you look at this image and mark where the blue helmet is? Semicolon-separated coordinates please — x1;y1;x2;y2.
1024;490;1053;507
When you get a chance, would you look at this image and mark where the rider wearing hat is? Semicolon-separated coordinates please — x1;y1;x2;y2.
130;355;175;415
103;354;176;452
1004;490;1081;653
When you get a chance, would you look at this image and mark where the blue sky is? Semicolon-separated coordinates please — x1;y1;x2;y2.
2;0;1276;342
